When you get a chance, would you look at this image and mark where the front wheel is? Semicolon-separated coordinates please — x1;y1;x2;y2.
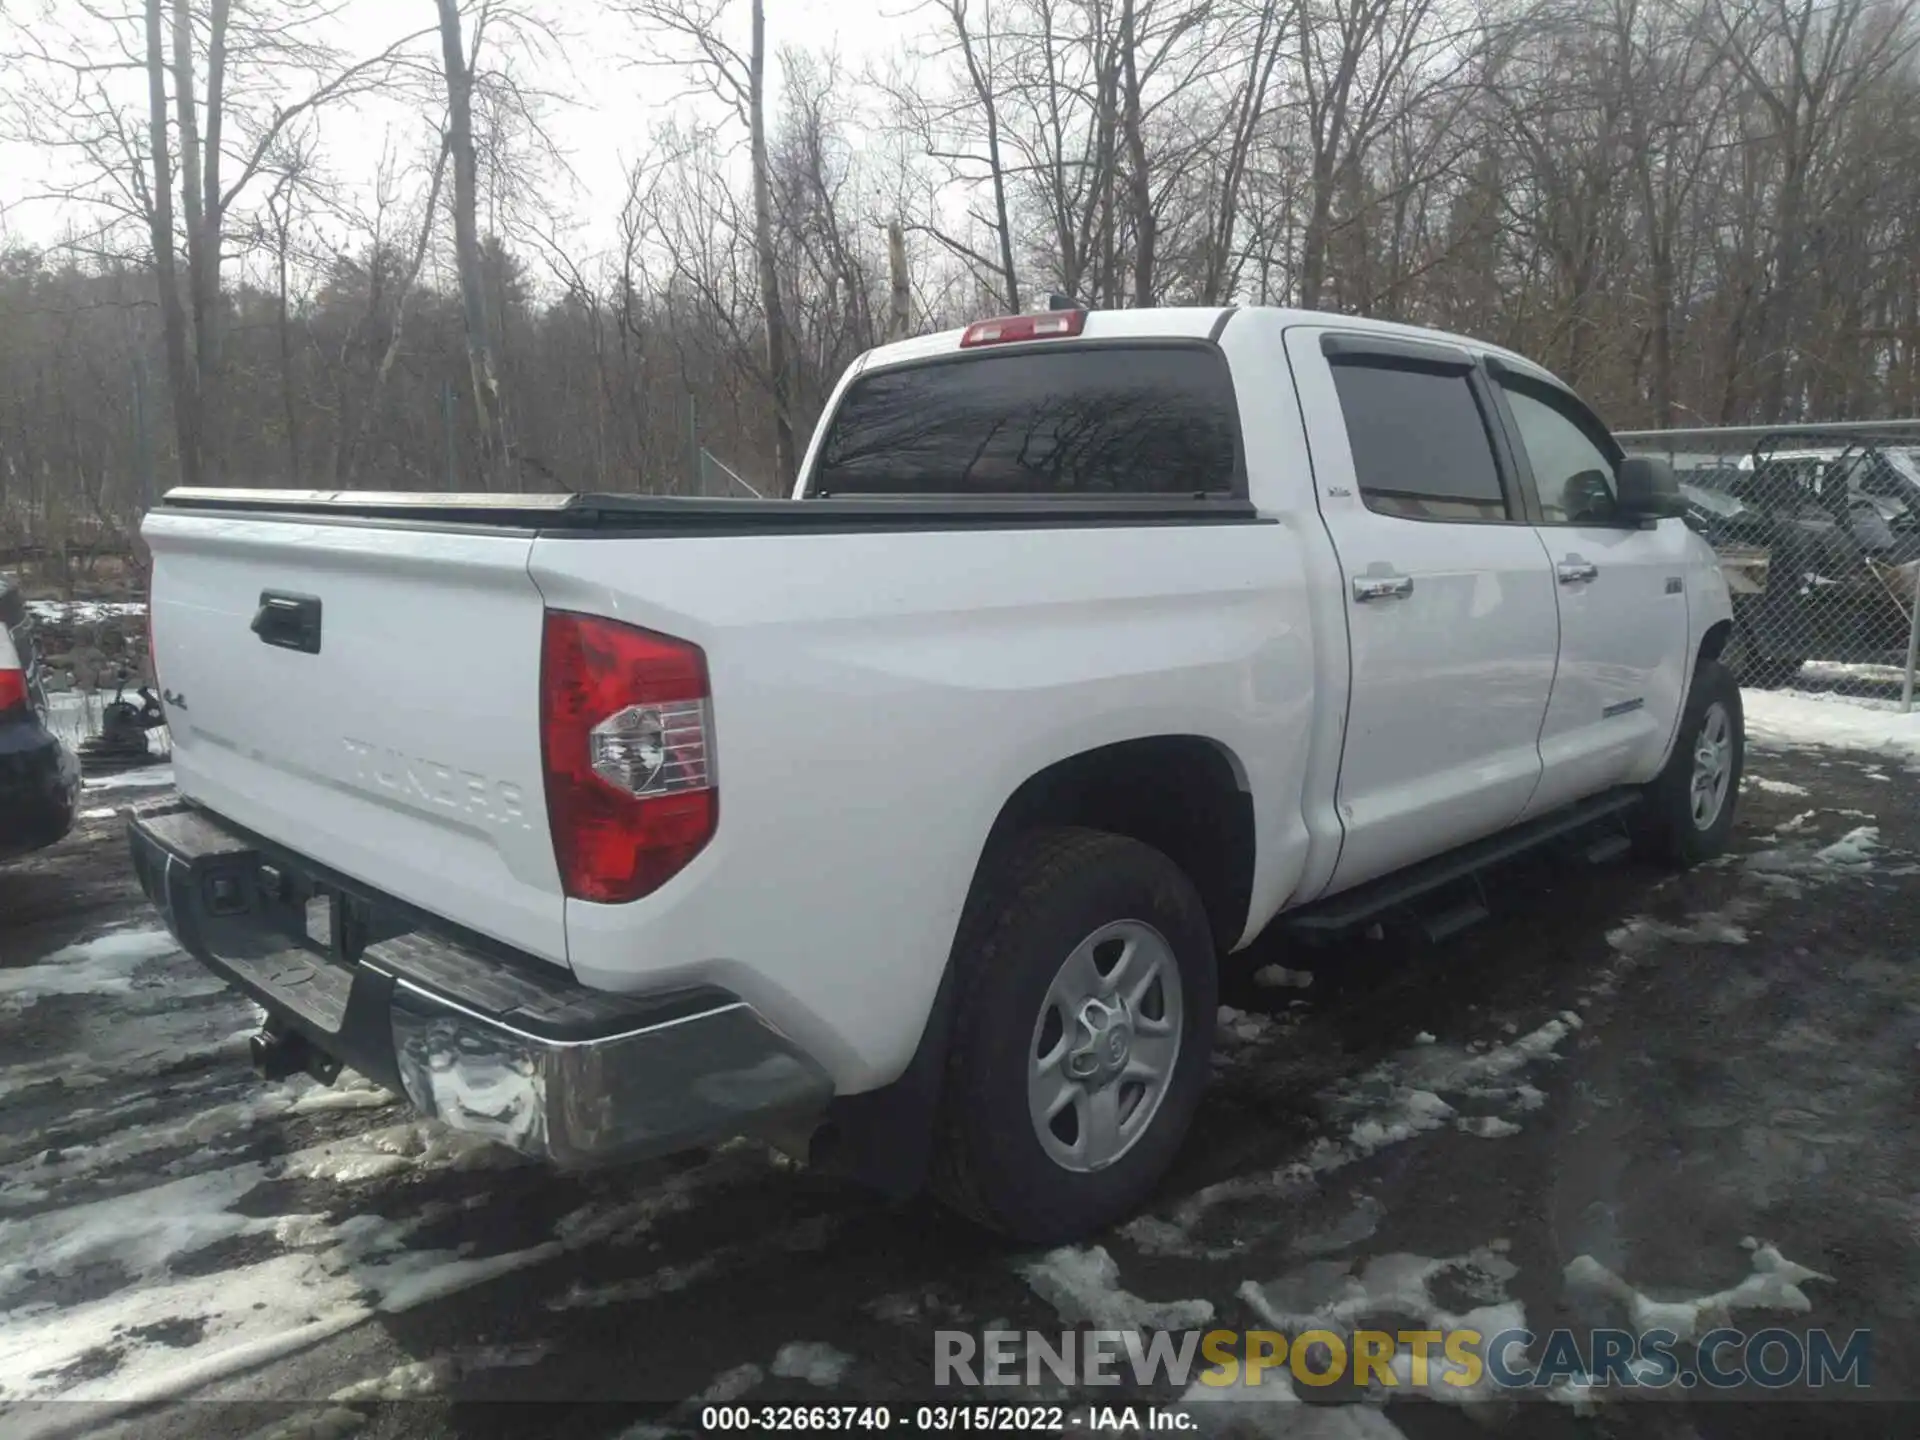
1632;658;1744;867
930;827;1217;1244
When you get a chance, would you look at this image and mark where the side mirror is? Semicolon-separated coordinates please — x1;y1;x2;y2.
1617;454;1685;520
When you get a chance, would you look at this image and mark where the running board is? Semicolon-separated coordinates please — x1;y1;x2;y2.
1284;789;1642;937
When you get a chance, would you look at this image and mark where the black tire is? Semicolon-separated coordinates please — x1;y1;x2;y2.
929;827;1217;1244
1632;658;1744;867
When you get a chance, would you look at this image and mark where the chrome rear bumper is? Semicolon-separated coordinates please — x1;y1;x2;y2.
128;800;832;1166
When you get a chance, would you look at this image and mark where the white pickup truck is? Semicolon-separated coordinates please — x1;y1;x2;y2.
132;305;1740;1242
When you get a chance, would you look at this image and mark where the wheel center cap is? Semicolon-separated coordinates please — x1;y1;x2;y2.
1067;995;1133;1085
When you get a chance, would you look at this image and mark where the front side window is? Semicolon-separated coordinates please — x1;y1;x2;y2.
1328;361;1510;522
1499;380;1620;524
810;345;1240;496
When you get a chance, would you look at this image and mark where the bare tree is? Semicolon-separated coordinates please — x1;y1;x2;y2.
888;220;913;338
1714;0;1920;418
144;0;200;486
618;0;798;485
14;0;1920;554
888;0;1024;310
748;0;796;482
436;0;507;486
1292;0;1462;309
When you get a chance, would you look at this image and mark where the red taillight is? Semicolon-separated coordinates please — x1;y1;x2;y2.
539;610;717;904
959;309;1087;347
148;561;163;693
0;627;24;714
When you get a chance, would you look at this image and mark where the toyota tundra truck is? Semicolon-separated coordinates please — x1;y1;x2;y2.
129;306;1740;1242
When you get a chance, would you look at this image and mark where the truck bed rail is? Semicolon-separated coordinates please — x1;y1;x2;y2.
159;487;1262;534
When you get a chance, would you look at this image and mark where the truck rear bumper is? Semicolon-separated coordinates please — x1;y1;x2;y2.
127;799;833;1167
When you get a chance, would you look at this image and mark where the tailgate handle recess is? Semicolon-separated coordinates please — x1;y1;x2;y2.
252;591;323;655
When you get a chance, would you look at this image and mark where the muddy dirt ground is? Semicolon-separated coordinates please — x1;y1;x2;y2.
1;737;1916;1440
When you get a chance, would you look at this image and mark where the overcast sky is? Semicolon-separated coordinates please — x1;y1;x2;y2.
0;0;926;272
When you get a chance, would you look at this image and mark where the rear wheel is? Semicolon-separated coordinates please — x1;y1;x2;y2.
1632;658;1744;867
930;827;1216;1244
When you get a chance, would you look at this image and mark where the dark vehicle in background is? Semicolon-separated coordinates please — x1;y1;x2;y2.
0;576;81;861
1676;432;1920;687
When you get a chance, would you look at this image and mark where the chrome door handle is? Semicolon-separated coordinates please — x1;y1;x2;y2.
1557;561;1599;584
1352;574;1414;602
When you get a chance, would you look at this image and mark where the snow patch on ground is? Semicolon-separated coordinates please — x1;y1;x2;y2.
1019;1245;1215;1330
1565;1239;1832;1345
0;1074;398;1208
328;1358;454;1402
1346;1089;1453;1153
0;1004;256;1109
1744;688;1920;760
1240;1244;1524;1408
1132;1014;1584;1257
1455;1115;1522;1139
1215;1005;1278;1045
1743;775;1811;796
1746;825;1883;880
770;1341;854;1386
0;928;191;1005
0;1164;281;1301
1254;965;1314;990
0;1112;739;1407
1796;660;1909;688
1605;901;1755;958
324;1342;552;1402
1815;826;1881;867
278;1121;516;1185
81;765;175;793
696;1362;766;1404
285;1075;398;1117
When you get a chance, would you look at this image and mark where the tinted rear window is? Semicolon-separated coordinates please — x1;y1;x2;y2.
1328;361;1509;521
811;345;1241;496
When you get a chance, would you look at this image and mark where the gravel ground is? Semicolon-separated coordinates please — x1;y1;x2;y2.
1;730;1916;1440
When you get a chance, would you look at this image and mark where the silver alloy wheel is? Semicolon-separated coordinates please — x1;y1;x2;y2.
1690;700;1733;830
1027;919;1183;1174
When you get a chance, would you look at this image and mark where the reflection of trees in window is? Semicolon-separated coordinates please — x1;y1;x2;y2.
813;350;1237;495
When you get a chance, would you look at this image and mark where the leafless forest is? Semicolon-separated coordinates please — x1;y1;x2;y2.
3;0;1920;562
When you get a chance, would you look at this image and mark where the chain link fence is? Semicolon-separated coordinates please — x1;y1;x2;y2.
1618;422;1920;710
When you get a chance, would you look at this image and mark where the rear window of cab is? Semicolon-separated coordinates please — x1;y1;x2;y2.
810;345;1242;497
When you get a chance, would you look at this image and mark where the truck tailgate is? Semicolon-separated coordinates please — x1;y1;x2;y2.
144;510;566;965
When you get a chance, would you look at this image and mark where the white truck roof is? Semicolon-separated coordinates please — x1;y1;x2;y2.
851;305;1552;383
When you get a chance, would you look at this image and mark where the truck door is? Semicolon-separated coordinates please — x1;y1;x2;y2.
1482;362;1692;817
1285;328;1560;896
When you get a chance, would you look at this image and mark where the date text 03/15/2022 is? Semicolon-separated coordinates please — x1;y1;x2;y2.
697;1405;1192;1432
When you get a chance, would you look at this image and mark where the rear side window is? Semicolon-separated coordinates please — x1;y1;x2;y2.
810;345;1241;496
1328;361;1509;522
